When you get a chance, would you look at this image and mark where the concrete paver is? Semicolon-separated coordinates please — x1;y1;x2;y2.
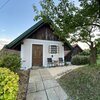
43;79;59;89
29;76;42;83
30;70;40;77
54;86;68;100
27;91;48;100
47;65;84;79
26;93;35;100
26;68;68;100
36;81;44;91
27;83;36;93
46;88;59;100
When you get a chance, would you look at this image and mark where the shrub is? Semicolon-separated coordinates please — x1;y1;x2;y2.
71;55;89;65
79;50;90;56
0;49;20;59
0;68;19;100
0;52;20;72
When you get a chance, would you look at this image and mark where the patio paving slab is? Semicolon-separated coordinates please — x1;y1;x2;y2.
36;81;44;91
26;91;48;100
27;83;36;93
26;68;68;100
30;70;40;77
29;76;42;83
46;88;59;100
43;79;59;89
54;86;68;100
47;65;84;79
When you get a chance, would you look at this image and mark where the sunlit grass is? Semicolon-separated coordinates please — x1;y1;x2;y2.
97;54;100;65
58;66;100;100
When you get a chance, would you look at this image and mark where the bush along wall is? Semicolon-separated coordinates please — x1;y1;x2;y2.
79;50;90;56
71;55;89;65
0;53;21;72
0;68;19;100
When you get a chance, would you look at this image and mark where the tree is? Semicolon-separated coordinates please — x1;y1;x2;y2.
70;0;100;64
96;38;100;54
33;0;77;39
33;0;100;65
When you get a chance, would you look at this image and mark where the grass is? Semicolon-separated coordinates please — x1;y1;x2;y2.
58;66;100;100
97;54;100;65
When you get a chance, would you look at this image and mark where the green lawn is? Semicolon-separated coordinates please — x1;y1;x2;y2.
97;54;100;65
58;66;100;100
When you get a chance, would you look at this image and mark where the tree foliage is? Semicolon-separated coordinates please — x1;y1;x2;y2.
70;0;100;46
33;0;78;40
33;0;100;64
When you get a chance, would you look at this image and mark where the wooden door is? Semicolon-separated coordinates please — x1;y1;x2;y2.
32;44;43;66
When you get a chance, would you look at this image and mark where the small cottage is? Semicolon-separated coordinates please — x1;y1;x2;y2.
6;20;71;69
64;44;83;62
72;44;83;56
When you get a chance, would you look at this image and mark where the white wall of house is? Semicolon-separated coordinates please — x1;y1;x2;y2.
21;39;64;69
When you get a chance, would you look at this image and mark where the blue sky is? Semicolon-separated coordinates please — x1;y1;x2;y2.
0;0;79;40
0;0;81;49
0;0;40;41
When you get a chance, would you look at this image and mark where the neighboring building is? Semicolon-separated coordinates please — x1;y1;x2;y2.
72;44;83;56
64;44;83;62
5;20;71;69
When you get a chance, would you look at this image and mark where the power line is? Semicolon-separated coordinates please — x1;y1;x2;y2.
0;0;10;10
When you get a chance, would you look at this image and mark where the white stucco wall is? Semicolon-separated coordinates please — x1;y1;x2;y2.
21;39;64;69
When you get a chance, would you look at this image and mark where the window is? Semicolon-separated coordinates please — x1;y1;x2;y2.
49;45;59;54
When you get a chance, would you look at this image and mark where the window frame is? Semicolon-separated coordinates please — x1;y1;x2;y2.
49;45;59;54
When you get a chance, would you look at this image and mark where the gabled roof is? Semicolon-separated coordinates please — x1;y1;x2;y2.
64;50;71;56
72;44;83;51
6;20;44;49
5;19;72;50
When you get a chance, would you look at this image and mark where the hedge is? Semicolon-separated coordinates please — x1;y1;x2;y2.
0;51;20;72
79;50;90;56
0;68;19;100
71;55;89;65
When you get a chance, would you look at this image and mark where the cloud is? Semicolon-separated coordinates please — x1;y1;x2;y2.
0;39;11;50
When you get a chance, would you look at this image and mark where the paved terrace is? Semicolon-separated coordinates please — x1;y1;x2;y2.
26;68;68;100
